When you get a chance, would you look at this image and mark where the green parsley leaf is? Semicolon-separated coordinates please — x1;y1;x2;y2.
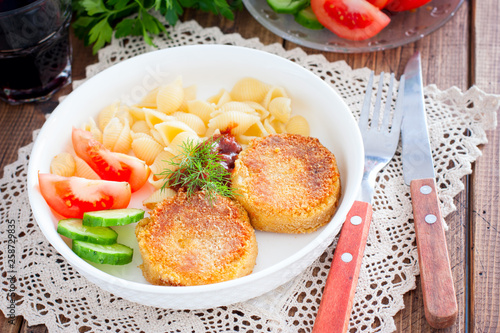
73;0;242;53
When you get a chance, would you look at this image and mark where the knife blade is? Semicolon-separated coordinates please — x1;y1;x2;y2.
401;51;458;329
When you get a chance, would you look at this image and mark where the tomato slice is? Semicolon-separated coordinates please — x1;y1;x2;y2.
385;0;430;11
38;173;131;218
72;128;150;192
366;0;391;9
311;0;390;41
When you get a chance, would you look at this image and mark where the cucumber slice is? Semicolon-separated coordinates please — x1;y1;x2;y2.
72;240;133;265
82;208;145;227
294;7;324;30
57;219;118;245
267;0;308;14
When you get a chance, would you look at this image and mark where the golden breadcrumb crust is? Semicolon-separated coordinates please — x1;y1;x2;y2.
231;134;341;233
135;191;258;286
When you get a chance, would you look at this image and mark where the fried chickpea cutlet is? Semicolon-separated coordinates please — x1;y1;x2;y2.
135;191;258;286
231;133;341;234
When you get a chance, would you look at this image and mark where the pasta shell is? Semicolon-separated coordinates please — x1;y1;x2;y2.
74;155;100;180
97;102;129;130
112;120;132;154
230;77;270;102
208;111;260;136
102;117;124;151
165;131;201;159
154;120;196;146
156;78;184;115
135;87;159;109
207;89;232;107
261;86;288;109
132;135;163;165
150;150;177;180
50;152;76;177
286;115;310;136
82;117;103;143
149;128;165;146
187;100;215;124
172;112;206;136
243;101;270;119
128;106;147;121
143;188;177;210
178;84;197;112
148;172;167;190
268;97;292;123
144;108;173;128
131;120;150;134
217;101;256;114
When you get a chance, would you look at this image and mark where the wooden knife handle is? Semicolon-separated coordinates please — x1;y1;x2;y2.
312;201;372;333
410;178;458;329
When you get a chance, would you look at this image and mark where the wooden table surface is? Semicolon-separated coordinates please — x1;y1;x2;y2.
1;0;498;332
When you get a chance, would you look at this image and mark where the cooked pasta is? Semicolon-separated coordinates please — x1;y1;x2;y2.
207;89;232;107
135;87;159;109
178;84;197;112
82;118;103;143
154;120;196;146
243;101;269;120
131;134;164;165
102;117;132;153
261;86;288;109
74;155;100;180
50;152;76;177
131;120;150;134
208;111;260;136
230;77;270;102
142;188;177;209
165;131;201;159
156;78;184;115
172;112;206;136
286;115;310;136
144;108;173;128
187;100;215;124
268;97;292;123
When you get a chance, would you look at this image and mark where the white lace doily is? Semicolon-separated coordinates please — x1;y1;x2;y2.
1;20;499;333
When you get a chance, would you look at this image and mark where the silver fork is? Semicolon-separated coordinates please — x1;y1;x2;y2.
313;72;406;333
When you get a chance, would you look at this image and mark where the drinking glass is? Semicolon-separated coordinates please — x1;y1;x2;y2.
0;0;72;104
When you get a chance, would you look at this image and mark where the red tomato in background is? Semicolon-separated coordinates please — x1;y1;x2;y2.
385;0;431;11
366;0;391;9
38;173;131;218
72;128;149;192
311;0;390;41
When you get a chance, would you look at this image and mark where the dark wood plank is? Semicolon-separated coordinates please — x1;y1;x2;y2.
470;0;500;332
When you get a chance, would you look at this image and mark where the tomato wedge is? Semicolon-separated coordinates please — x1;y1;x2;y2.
366;0;391;9
72;128;149;192
385;0;430;11
311;0;390;41
38;173;131;218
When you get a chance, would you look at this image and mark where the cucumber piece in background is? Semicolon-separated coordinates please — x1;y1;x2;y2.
267;0;309;14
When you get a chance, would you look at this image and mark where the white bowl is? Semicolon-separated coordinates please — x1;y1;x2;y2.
27;45;364;310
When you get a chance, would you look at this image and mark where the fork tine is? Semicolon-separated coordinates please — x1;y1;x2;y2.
371;72;385;130
359;71;374;129
389;74;406;135
381;73;395;131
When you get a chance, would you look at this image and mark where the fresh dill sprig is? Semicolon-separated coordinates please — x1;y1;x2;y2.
159;138;237;204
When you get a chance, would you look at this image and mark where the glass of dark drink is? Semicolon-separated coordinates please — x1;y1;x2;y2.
0;0;72;104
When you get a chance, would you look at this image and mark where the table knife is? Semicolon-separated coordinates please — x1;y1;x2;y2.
401;51;458;329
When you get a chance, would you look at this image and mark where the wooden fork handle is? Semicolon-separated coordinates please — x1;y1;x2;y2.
410;178;458;329
313;201;372;333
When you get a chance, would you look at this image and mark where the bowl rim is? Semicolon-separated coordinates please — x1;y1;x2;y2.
27;44;364;301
